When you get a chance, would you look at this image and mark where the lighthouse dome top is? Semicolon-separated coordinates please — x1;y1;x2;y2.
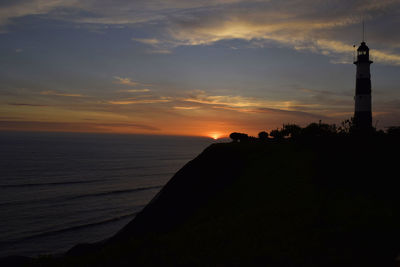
357;41;369;52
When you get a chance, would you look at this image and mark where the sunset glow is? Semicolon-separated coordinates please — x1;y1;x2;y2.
0;1;399;136
208;132;223;140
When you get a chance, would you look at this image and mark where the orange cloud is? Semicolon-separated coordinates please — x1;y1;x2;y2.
173;106;200;110
118;89;151;93
40;90;84;97
113;76;139;86
0;120;160;133
109;97;171;105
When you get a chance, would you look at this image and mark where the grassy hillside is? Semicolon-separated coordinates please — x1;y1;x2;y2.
30;137;400;266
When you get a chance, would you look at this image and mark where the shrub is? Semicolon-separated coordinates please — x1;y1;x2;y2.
282;124;302;139
269;129;285;140
229;132;249;142
258;131;269;141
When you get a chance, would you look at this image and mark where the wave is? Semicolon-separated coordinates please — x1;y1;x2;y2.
0;179;104;188
0;172;173;189
158;157;192;161
0;211;140;247
0;185;163;207
135;172;174;178
68;185;163;200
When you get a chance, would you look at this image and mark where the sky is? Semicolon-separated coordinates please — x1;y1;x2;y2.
0;0;399;138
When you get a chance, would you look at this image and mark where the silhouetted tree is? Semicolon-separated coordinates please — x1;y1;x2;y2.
387;126;400;137
269;129;285;141
238;133;249;142
248;136;258;142
282;124;302;139
258;131;269;141
302;121;337;138
230;132;240;142
252;120;400;145
229;132;249;143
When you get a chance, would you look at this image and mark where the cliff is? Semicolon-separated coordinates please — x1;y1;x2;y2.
14;137;400;266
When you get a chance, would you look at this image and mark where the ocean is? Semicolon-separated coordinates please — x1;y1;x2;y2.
0;131;214;257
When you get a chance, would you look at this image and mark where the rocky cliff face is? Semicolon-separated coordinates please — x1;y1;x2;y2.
110;143;247;240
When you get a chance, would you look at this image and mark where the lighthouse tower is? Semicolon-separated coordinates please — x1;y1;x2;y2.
353;40;373;131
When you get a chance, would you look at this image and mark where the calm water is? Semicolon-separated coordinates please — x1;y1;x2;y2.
0;131;214;257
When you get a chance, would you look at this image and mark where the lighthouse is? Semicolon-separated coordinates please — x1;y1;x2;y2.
353;40;373;131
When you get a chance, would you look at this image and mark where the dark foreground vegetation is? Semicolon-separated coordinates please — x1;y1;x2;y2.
4;121;400;267
231;119;400;143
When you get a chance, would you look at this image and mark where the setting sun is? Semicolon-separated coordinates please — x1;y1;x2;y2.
208;132;223;140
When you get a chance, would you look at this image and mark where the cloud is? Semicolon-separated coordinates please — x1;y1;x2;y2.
8;103;49;107
181;90;308;111
106;89;336;120
109;97;172;105
54;0;245;25
96;122;160;131
113;76;139;86
251;107;329;120
178;90;337;118
132;38;160;45
173;106;200;110
299;88;352;97
371;49;400;66
118;89;151;93
1;0;399;64
0;0;243;29
132;38;172;54
147;49;172;54
0;120;160;132
0;0;80;31
40;90;84;97
164;1;400;64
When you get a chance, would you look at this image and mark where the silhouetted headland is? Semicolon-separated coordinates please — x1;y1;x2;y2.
4;122;400;266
